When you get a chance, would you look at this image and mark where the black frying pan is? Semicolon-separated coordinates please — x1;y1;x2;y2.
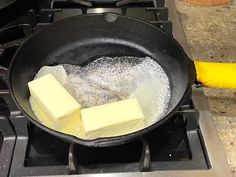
0;13;234;147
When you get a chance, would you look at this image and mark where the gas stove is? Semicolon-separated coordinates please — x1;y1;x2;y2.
0;0;232;177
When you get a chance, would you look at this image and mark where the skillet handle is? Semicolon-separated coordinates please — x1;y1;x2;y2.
194;61;236;89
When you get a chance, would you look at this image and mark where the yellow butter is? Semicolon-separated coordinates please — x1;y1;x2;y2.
28;74;82;135
81;98;145;139
30;97;55;129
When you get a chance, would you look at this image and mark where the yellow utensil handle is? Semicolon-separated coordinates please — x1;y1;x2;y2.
194;61;236;89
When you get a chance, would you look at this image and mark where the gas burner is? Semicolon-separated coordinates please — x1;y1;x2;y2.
0;0;232;177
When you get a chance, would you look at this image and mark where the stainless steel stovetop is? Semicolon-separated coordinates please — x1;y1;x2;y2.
0;0;232;176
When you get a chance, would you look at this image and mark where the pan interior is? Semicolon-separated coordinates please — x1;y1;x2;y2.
32;56;171;130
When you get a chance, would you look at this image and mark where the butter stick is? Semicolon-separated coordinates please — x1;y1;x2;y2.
28;74;81;133
81;98;145;139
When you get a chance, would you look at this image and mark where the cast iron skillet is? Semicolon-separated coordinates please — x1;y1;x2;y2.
0;13;200;147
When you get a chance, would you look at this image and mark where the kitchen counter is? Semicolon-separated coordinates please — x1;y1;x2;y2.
175;0;236;175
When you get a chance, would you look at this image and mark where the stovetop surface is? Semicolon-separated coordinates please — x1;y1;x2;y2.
0;0;231;177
